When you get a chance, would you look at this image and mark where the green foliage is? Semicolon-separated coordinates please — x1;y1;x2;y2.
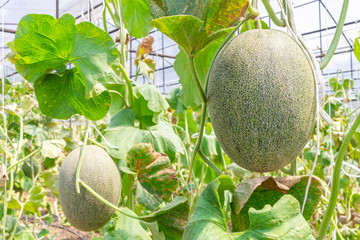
141;196;189;239
120;0;153;38
184;176;315;239
104;109;183;162
127;143;178;210
34;70;111;120
9;14;122;120
231;176;322;231
354;37;360;62
150;0;249;53
174;37;226;107
132;83;169;126
103;208;151;240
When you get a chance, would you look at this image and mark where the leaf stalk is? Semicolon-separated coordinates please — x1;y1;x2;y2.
75;120;91;194
319;0;349;69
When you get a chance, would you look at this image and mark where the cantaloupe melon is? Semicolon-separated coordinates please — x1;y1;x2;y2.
58;145;121;231
207;29;316;172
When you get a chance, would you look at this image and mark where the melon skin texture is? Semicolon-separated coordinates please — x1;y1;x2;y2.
58;145;121;231
207;29;316;172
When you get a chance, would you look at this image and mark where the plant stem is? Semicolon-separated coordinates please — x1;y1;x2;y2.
88;138;106;149
319;0;349;69
187;54;207;104
75;120;90;194
245;20;252;30
108;89;128;108
248;4;260;17
317;113;360;239
187;102;207;183
102;5;108;32
126;174;135;210
79;180;142;220
7;146;42;171
119;63;134;108
261;0;286;27
198;150;222;175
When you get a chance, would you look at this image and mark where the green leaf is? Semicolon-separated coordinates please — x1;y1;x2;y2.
104;109;183;162
185;176;316;239
12;14;121;96
127;143;178;210
342;78;354;90
120;0;153;38
14;230;36;240
231;176;322;231
41;139;66;159
0;77;12;93
151;15;205;54
174;36;224;108
149;0;207;19
34;69;111;120
103;208;151;240
150;0;248;53
166;86;186;114
24;185;47;213
141;196;189;240
203;0;249;34
354;37;360;63
329;77;342;93
239;195;315;239
183;175;235;239
132;83;169;126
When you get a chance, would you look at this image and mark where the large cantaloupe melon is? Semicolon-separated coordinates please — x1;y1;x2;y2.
207;29;316;172
58;145;121;231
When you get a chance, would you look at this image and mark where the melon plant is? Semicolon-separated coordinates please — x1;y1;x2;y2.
58;145;121;231
207;29;317;172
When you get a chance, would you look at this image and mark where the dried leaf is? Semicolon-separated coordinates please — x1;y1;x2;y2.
0;162;9;187
135;36;154;63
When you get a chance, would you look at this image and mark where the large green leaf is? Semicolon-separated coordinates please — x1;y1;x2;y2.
231;176;322;231
354;37;360;63
103;108;183;162
12;14;121;97
141;196;189;239
151;15;205;54
103;208;151;240
120;0;153;38
127;143;178;210
132;83;169;126
184;176;315;239
150;0;248;54
34;69;111;120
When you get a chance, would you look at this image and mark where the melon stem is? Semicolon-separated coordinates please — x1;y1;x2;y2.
79;180;143;220
319;0;349;69
75;120;91;194
261;0;286;27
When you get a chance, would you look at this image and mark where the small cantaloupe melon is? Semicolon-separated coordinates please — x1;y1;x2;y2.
58;145;121;231
207;29;316;172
